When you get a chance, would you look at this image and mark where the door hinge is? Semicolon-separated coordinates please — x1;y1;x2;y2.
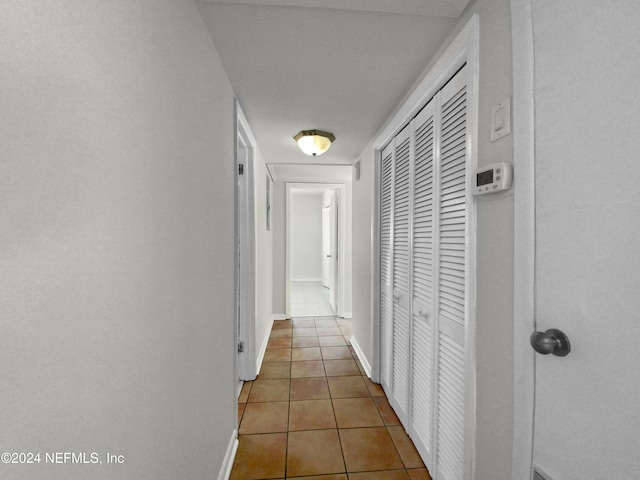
239;164;244;175
238;341;244;353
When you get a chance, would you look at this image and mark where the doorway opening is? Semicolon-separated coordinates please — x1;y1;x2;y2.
286;183;346;318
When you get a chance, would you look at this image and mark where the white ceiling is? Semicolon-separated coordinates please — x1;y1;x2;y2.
197;0;469;181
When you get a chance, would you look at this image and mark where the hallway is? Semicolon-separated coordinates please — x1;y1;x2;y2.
232;317;431;479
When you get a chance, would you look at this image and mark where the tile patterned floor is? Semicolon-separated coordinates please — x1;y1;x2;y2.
232;316;432;480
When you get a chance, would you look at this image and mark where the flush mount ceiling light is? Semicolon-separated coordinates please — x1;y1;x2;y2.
293;130;336;157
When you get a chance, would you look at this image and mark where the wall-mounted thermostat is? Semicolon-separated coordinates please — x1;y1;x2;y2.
473;162;512;195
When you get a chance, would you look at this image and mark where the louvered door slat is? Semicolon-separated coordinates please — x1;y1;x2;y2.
435;68;467;480
391;125;412;423
436;332;465;480
410;100;436;463
380;143;395;391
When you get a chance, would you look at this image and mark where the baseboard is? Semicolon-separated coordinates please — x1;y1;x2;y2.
349;334;372;378
255;316;275;375
342;312;352;319
272;313;288;321
291;277;323;282
217;429;238;480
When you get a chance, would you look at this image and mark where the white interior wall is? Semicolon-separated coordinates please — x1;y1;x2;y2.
351;0;514;478
290;192;324;281
0;2;236;478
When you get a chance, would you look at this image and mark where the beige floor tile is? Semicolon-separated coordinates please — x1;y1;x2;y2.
373;396;402;425
291;360;326;378
318;335;347;346
339;427;404;472
290;377;331;400
407;468;432;480
327;376;371;398
349;471;410;480
289;399;337;431
292;347;323;361
321;346;354;360
333;397;384;428
324;359;361;376
388;425;426;468
247;379;290;403
287;429;346;477
263;348;291;363
239;402;289;434
258;362;291;379
230;433;286;480
292;336;320;347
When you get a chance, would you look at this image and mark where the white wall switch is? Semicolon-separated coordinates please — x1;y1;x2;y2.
491;97;511;141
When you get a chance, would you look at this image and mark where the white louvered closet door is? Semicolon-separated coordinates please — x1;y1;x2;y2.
433;67;468;480
379;142;395;392
390;124;412;424
410;98;437;467
380;64;471;480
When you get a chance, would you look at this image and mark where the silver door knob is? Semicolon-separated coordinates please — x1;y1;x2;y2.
530;329;571;357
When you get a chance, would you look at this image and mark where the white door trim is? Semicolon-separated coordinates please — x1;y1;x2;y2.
235;100;257;381
510;1;536;479
285;183;346;318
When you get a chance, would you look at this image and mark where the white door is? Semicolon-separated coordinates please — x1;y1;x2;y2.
235;111;256;382
390;122;412;425
322;205;331;288
522;2;640;479
380;142;395;392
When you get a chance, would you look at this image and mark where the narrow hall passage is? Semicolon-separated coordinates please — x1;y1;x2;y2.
232;316;431;480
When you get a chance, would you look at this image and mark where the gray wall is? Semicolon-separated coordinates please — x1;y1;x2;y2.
351;0;515;478
291;193;324;281
272;182;287;317
0;1;236;478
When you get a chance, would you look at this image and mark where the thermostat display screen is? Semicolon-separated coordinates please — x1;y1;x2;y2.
473;162;513;195
477;170;494;186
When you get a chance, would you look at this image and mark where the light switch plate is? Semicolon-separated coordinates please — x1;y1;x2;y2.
491;96;511;141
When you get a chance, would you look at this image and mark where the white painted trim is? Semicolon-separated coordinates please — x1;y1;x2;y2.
216;429;239;480
285;183;347;319
370;14;480;480
272;314;288;321
511;1;536;479
291;277;324;283
350;334;372;378
255;315;274;376
342;312;352;319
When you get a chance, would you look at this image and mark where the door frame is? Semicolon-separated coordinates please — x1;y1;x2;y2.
235;100;257;383
285;183;346;318
510;1;536;479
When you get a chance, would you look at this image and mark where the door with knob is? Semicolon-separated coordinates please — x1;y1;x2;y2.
516;1;640;478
